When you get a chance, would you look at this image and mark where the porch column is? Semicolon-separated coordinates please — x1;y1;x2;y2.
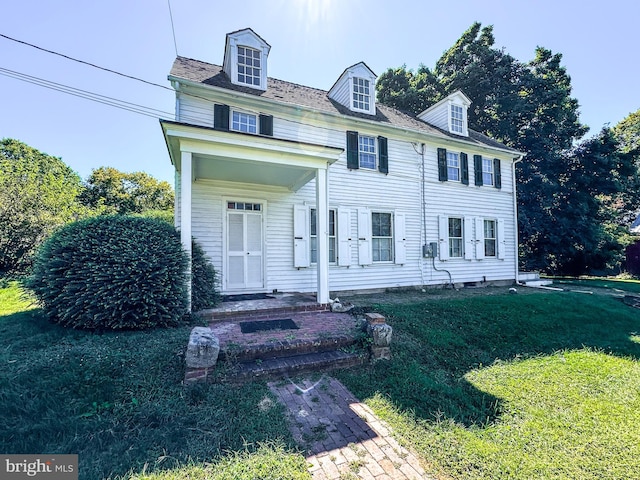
316;167;329;304
181;150;193;312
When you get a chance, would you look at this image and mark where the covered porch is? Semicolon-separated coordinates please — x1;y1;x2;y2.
161;120;343;311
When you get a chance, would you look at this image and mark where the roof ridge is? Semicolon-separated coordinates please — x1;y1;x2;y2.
175;56;331;95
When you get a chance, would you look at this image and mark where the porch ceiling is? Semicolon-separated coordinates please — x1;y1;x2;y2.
161;120;343;191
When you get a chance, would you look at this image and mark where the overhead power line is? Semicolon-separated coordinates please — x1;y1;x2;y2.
0;32;174;91
0;67;175;119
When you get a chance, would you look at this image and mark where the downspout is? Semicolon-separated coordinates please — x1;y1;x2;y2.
415;142;453;288
512;154;524;284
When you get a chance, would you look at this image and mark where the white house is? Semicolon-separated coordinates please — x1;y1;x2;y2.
161;28;524;309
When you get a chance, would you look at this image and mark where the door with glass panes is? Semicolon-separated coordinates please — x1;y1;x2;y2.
225;201;263;290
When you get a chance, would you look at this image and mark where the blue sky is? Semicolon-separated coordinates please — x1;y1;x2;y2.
1;0;637;184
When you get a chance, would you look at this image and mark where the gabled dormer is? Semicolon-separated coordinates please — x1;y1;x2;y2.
223;28;271;91
328;62;377;115
418;90;471;136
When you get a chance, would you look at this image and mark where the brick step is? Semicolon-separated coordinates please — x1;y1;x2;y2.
219;334;359;363
225;350;367;383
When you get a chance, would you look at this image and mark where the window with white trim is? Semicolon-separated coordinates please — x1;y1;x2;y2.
231;110;257;133
448;217;463;258
372;212;393;262
358;135;376;169
484;219;496;257
447;152;460;182
451;104;464;134
310;209;336;263
237;46;261;87
482;158;494;186
353;77;371;111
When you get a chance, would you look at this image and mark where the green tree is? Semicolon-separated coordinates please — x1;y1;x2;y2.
80;166;174;216
375;23;637;274
0;138;86;275
613;109;640;227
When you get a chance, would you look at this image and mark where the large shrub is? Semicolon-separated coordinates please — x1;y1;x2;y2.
191;239;220;311
28;216;189;330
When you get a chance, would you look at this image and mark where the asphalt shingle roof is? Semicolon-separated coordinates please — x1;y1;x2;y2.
169;56;521;155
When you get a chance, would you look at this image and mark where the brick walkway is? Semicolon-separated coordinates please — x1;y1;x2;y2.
269;376;432;479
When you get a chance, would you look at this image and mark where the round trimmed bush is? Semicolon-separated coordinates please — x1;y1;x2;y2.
28;215;189;330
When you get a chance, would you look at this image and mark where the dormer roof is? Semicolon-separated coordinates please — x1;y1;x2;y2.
328;62;377;116
418;90;472;137
222;28;271;91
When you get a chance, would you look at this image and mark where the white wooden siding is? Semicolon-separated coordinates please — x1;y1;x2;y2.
178;94;214;127
178;94;518;293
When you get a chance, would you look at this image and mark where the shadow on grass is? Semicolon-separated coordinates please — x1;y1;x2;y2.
0;308;298;479
337;291;640;427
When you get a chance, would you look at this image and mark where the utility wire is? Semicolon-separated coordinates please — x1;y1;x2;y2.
167;0;179;57
0;67;175;119
0;32;174;92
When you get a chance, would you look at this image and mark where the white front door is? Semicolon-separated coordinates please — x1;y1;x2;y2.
226;201;264;291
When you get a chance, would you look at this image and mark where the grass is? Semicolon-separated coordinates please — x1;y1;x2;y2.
4;279;640;479
550;276;640;293
336;288;640;479
0;281;308;479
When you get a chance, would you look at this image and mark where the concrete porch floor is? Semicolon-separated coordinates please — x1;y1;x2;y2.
195;292;330;324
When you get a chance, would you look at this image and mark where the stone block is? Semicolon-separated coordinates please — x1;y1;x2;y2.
365;312;385;325
371;346;391;361
367;323;392;347
185;327;220;368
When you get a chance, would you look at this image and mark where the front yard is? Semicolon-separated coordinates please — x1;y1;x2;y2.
1;279;639;479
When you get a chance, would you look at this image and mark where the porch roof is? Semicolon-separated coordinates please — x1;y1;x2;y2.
160;120;344;191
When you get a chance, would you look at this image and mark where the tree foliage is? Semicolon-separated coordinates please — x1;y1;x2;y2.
376;22;635;275
0;138;86;275
80;166;174;216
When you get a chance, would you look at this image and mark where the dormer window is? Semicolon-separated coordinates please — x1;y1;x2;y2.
352;78;371;112
237;46;261;87
451;104;464;134
418;90;471;137
223;28;271;91
328;62;377;115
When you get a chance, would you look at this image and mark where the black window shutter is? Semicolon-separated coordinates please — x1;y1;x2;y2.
259;114;273;136
494;158;502;188
437;148;447;181
214;104;229;131
460;152;469;185
474;155;483;186
346;131;359;169
378;136;389;174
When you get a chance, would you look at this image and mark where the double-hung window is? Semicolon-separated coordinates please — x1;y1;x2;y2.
451;104;464;134
358;135;376;169
237;46;261;87
448;217;463;258
372;212;393;262
353;77;371;111
231;110;257;133
482;158;494;186
447;152;460;182
484;220;496;257
310;209;336;264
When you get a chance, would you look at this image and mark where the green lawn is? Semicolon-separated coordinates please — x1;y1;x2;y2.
0;281;306;480
550;276;640;293
337;288;640;479
2;280;640;479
